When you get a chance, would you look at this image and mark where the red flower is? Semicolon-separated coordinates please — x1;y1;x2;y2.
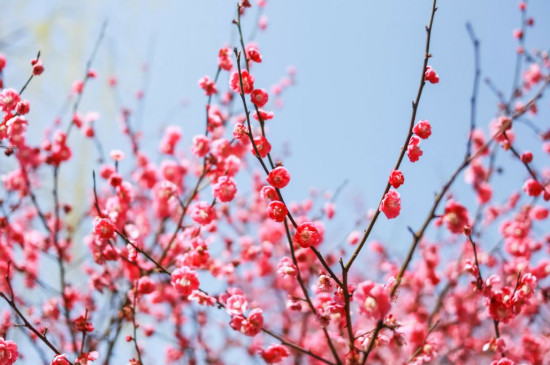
250;88;269;107
190;202;216;225
443;199;470;234
388;170;405;189
379;189;401;219
171;266;200;297
259;344;290;364
230;70;255;94
198;75;217;96
252;136;271;158
247;47;262;63
354;280;391;321
50;354;71;365
267;201;288;222
212;176;238;202
424;65;439;84
293;222;321;248
407;135;423;162
93;218;116;240
413;119;432;139
523;178;543;197
0;338;18;365
267;167;290;189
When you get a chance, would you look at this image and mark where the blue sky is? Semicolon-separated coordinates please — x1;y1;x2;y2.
2;0;550;363
4;0;547;247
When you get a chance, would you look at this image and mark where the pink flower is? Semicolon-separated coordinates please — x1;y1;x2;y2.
523;178;543;197
230;70;255;94
267;201;288;222
109;149;125;161
0;338;18;365
491;358;515;365
260;185;278;200
226;294;249;315
0;88;20;113
490;116;513;143
191;135;211;157
32;60;45;76
229;308;263;336
153;180;178;202
247;47;262;63
324;202;335;219
171;266;200;297
158;125;182;155
198;75;217;96
424;66;439;84
138;276;156;295
521;151;533;163
388;170;405;189
277;257;297;281
259;15;268;30
93;218;116;240
252;136;271;158
347;231;361;245
475;182;492;204
379;189;401;219
407;135;423;162
189;291;216;306
232;123;248;139
15;100;30;115
253;109;274;121
72;80;84;94
293;222;321;248
190;202;216;225
218;47;233;71
413;120;432;139
50;354;70;365
267;167;291;189
354;280;391;320
531;206;549;220
443;199;470;234
523;64;542;88
212;176;237;202
250;88;269;107
259;344;290;363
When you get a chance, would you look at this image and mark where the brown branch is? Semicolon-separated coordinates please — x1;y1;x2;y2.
19;50;41;95
346;0;439;272
66;21;108;136
465;22;481;160
1;265;74;365
131;285;143;365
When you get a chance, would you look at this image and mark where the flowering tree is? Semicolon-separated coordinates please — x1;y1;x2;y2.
1;1;550;364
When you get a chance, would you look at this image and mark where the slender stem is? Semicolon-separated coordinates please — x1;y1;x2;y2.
232;47;343;289
0;293;74;364
465;22;480;160
406;320;440;363
261;327;336;365
468;234;484;290
131;285;143;365
53;166;78;354
93;172;331;364
283;220;343;365
340;260;355;352
66;21;107;136
508;4;527;106
205;67;222;136
347;0;439;272
19;50;41;95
